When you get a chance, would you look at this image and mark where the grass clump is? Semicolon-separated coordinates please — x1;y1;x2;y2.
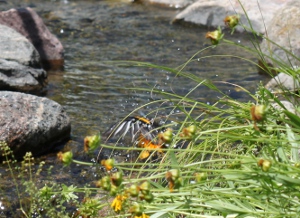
2;4;300;218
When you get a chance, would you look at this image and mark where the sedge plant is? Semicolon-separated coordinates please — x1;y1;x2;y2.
54;9;300;217
2;2;300;218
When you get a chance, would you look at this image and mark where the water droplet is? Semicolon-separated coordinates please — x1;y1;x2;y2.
0;201;5;210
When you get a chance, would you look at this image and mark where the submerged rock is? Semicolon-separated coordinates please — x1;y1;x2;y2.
0;24;47;93
0;7;64;70
0;91;71;159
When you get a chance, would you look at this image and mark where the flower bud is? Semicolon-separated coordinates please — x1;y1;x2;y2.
224;15;239;30
111;171;123;187
140;192;154;203
205;27;224;45
110;184;118;196
127;184;139;197
57;151;73;166
138;181;151;195
129;202;143;216
101;158;115;171
97;176;111;191
166;169;182;192
258;159;272;172
181;125;196;139
166;169;180;181
250;105;267;122
158;128;173;144
84;134;101;152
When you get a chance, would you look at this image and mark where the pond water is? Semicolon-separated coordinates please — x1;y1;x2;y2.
0;0;268;215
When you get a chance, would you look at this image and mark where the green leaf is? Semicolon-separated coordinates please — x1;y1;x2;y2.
151;205;181;218
61;184;78;202
277;146;289;163
286;124;300;162
283;110;300;129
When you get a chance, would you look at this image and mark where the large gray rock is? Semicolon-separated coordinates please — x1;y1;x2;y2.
0;59;47;92
272;100;299;116
0;24;40;67
173;0;292;34
265;71;300;92
259;1;300;71
0;91;71;159
0;25;47;92
0;7;64;69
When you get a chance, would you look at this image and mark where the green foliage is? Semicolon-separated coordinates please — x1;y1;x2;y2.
2;2;300;217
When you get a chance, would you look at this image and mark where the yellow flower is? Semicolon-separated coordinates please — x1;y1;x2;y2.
137;135;163;160
134;213;150;218
139;150;150;160
111;194;127;212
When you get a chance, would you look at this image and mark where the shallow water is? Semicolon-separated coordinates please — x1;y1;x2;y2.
0;0;267;215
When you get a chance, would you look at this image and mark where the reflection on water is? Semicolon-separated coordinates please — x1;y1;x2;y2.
0;0;267;214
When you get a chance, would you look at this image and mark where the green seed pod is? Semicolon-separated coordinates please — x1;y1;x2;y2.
111;171;123;187
130;202;143;216
139;181;151;195
128;184;139;197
